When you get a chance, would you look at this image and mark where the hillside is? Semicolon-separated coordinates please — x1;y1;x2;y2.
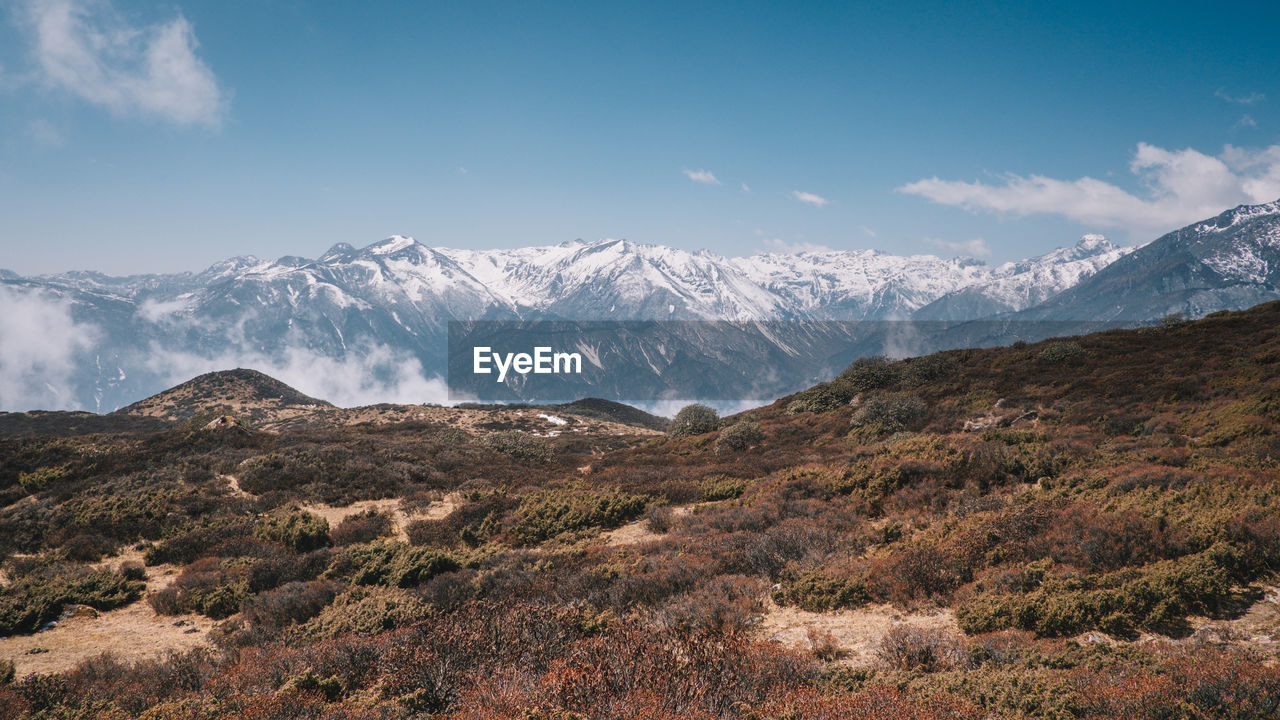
2;302;1280;718
114;368;333;423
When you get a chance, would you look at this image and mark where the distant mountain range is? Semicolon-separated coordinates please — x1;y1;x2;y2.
4;199;1279;411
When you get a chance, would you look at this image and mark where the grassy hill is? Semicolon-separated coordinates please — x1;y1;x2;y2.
113;368;334;424
3;302;1280;718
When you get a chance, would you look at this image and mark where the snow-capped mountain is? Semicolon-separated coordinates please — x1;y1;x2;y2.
5;199;1279;412
1015;200;1280;322
912;235;1131;321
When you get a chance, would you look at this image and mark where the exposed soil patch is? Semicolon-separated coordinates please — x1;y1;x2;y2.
758;598;960;667
0;551;212;678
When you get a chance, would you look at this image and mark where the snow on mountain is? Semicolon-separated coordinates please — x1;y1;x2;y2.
1015;200;1280;322
728;249;992;320
0;231;1138;412
911;235;1131;321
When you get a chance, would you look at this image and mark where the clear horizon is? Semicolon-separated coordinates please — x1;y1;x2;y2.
2;0;1279;276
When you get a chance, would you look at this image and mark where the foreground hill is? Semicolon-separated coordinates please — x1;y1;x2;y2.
114;368;333;424
98;367;666;436
2;302;1280;718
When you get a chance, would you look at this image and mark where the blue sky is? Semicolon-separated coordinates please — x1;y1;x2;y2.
2;0;1279;275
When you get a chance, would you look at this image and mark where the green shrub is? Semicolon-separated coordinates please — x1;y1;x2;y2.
786;381;857;414
0;658;13;685
481;430;552;462
292;586;429;640
851;392;927;431
17;464;70;493
669;404;720;436
957;543;1248;638
255;508;330;552
325;542;459;588
0;564;143;636
508;489;648;545
700;476;748;501
774;569;869;612
902;354;956;386
331;509;394;546
1038;341;1086;364
838;355;901;391
716;420;763;451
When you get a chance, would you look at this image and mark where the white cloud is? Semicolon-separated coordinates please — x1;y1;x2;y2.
898;142;1280;236
0;285;99;410
791;190;828;207
18;0;226;127
1235;114;1258;130
144;342;451;408
741;182;751;193
1216;89;1265;105
684;168;720;185
927;237;991;257
762;237;831;253
859;225;877;238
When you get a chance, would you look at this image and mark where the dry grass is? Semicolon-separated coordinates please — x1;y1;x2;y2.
299;493;460;542
1;552;212;678
757;597;960;667
601;504;697;546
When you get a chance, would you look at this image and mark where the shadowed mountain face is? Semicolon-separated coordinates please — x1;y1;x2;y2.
2;200;1279;412
1015;201;1280;322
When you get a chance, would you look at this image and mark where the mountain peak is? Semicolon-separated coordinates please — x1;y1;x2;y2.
321;242;357;260
114;368;332;422
1196;199;1280;235
1077;233;1113;251
366;236;418;255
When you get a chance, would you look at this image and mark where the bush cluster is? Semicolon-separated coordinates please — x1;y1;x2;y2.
0;564;143;636
717;420;763;451
507;489;648;545
255;508;330;552
325;542;460;588
851;392;927;431
481;430;553;462
668;404;720;436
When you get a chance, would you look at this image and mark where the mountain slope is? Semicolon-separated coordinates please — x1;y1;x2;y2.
16;200;1280;413
115;368;332;423
912;235;1131;321
1016;200;1280;321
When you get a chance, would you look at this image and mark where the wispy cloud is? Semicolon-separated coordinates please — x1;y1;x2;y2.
0;285;98;410
1234;114;1258;130
1216;88;1265;105
17;0;227;127
146;343;451;408
740;182;750;193
927;237;991;257
791;190;828;207
761;237;831;253
859;225;877;238
683;168;720;185
898;142;1280;236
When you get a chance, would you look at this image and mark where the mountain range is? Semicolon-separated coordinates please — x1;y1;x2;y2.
3;199;1279;412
